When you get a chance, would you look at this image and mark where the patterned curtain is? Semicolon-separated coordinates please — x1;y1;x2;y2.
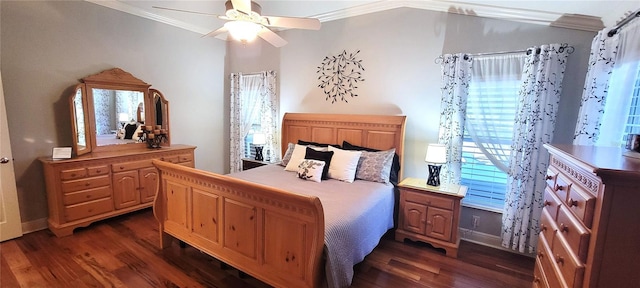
437;54;472;185
502;44;570;253
229;71;279;173
574;16;640;146
260;71;280;164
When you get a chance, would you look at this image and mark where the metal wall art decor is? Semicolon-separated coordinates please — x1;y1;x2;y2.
316;50;365;103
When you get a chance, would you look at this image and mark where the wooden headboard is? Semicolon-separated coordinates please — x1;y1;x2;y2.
281;113;407;179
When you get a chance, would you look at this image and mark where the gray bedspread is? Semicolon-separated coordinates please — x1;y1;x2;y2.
228;164;395;288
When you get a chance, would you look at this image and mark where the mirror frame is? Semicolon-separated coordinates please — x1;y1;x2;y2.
69;68;170;155
69;84;91;156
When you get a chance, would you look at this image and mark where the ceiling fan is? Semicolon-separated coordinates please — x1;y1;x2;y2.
153;0;321;47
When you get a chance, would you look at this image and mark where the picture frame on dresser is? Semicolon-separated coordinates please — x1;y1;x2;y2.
40;68;195;237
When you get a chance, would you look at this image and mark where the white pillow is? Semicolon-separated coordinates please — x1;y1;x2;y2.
284;144;327;171
297;159;325;183
327;146;362;183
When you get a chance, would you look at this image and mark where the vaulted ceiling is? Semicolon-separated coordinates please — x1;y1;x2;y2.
88;0;638;35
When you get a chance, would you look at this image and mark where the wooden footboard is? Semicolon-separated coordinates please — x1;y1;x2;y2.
152;160;325;288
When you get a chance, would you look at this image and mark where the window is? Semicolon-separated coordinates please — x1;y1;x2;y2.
460;54;525;212
623;64;640;144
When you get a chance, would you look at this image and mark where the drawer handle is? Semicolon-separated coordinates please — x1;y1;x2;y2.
545;175;553;180
119;166;124;170
96;169;102;173
540;224;547;232
555;255;564;265
560;223;569;233
555;185;564;191
568;198;578;207
71;173;76;177
538;251;544;259
534;277;541;284
544;200;552;206
85;182;90;187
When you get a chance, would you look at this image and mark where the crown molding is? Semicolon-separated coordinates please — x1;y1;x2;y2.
85;0;211;35
85;0;604;36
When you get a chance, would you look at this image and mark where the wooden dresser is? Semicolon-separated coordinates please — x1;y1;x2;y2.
40;144;196;237
395;177;467;258
535;144;640;288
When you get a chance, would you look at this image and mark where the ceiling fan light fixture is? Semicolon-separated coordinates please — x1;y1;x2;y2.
224;20;262;42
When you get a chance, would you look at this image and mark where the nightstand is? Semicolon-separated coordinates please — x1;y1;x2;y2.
395;177;467;258
241;158;269;170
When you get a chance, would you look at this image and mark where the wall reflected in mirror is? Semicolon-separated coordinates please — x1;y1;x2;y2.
72;88;86;148
92;88;144;146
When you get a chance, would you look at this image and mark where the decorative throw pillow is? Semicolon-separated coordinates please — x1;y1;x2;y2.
327;146;362;183
342;141;401;185
284;144;327;172
297;159;325;183
123;123;138;139
297;140;340;148
355;148;396;184
280;143;295;166
304;147;334;180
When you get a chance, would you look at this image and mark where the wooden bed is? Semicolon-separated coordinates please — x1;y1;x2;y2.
152;113;406;288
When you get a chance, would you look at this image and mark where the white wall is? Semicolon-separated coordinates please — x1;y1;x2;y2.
1;1;227;222
229;7;596;237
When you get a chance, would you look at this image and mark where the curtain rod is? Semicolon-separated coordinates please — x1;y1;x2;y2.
608;9;640;37
434;43;574;64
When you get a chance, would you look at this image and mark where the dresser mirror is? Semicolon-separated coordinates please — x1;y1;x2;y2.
69;68;170;155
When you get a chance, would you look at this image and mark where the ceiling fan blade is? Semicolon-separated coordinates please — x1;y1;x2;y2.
230;0;252;14
152;6;219;17
265;16;321;30
258;28;288;47
202;27;229;39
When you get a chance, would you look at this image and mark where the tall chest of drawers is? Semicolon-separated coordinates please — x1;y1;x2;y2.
40;145;196;237
535;144;640;288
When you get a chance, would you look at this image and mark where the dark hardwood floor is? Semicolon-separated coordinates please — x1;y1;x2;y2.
1;209;534;287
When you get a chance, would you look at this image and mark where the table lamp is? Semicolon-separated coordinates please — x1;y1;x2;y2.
252;133;266;161
425;143;447;186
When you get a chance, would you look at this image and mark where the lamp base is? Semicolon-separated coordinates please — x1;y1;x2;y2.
255;146;264;161
427;164;441;186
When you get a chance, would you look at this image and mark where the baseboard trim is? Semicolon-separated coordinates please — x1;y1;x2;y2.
459;228;534;258
21;218;49;234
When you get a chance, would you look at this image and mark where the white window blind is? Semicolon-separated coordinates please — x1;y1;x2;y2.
623;64;640;142
461;72;522;212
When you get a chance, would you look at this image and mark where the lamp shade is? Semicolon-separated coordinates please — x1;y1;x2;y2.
118;113;129;122
425;144;447;164
224;20;261;42
252;133;266;145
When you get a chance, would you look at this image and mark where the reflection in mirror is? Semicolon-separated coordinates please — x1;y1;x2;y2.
151;89;170;146
73;88;86;148
92;88;145;146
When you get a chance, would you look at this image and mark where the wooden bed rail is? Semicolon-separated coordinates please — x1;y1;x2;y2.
152;160;325;288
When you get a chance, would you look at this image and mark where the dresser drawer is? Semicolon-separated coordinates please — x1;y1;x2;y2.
61;175;111;193
112;159;153;172
160;155;180;164
554;174;571;204
539;208;557;248
64;197;114;222
60;168;87;180
552;236;585;288
533;254;550;288
177;154;194;163
537;235;562;288
565;184;595;228
557;205;590;263
543;188;562;220
87;165;109;176
404;190;453;210
63;186;112;206
545;168;558;190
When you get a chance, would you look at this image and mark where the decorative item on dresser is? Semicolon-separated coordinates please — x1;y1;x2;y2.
395;177;467;258
40;68;195;237
535;144;640;288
